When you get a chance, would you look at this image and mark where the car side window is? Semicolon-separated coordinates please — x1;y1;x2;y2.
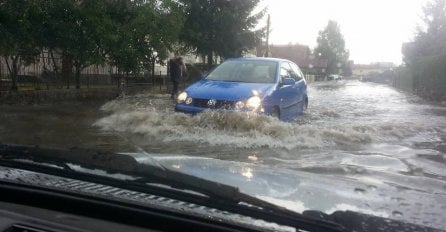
289;62;303;81
285;62;299;80
280;63;293;82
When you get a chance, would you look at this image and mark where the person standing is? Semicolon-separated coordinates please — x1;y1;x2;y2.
169;56;187;99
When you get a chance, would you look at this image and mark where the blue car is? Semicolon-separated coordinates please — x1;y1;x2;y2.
175;58;308;121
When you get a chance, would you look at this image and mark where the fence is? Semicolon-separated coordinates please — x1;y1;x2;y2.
1;59;329;95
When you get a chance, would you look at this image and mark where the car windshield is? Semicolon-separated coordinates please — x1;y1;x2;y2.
206;60;277;83
1;0;446;231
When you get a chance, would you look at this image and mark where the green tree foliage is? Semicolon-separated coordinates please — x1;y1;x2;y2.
0;0;184;90
403;0;446;65
0;0;44;90
402;0;446;95
0;0;264;90
69;0;112;89
180;0;265;66
314;20;350;75
40;0;76;77
106;0;184;75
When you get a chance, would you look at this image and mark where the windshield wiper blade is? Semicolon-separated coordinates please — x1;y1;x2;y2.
0;144;346;232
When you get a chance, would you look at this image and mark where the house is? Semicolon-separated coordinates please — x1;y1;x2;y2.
352;62;396;76
255;43;328;74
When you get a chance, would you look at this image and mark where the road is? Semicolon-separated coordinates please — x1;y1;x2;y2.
1;80;446;229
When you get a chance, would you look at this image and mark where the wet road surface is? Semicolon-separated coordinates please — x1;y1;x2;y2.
1;80;446;229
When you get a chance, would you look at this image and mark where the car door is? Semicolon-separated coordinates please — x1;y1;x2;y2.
275;62;299;120
289;62;307;109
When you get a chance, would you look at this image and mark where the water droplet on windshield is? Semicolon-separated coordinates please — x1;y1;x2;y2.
391;197;404;202
354;187;366;194
392;210;403;217
354;167;366;174
399;202;411;207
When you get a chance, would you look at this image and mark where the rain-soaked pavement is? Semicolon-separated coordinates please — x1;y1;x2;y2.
1;80;446;229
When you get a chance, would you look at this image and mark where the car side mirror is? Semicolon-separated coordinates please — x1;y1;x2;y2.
282;77;295;86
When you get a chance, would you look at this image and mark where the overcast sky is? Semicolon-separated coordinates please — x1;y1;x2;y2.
257;0;427;65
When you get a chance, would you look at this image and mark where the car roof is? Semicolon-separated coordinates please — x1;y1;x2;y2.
225;57;291;63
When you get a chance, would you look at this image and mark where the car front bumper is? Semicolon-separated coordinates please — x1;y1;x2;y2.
175;104;207;115
175;103;268;116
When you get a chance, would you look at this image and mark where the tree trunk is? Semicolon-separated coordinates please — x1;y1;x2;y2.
207;51;213;67
4;57;12;88
5;56;19;92
49;49;59;74
12;58;19;91
151;59;155;85
75;64;81;89
61;51;72;89
201;54;206;64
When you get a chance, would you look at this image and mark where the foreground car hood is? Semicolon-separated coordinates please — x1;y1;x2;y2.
186;80;275;100
145;154;444;229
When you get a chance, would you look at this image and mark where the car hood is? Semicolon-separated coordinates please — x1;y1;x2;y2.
0;146;442;230
142;154;443;228
186;80;275;100
150;155;366;213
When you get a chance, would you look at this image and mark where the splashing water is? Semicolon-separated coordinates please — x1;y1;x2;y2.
94;82;445;151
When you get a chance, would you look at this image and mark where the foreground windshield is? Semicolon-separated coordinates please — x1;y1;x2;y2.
0;0;446;230
206;61;277;83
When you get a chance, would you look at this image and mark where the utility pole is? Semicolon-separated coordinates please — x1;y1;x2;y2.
265;14;270;57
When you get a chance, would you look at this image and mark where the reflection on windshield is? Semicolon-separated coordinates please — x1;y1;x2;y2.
206;60;277;83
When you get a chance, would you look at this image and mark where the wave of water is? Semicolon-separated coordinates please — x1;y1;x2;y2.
94;91;441;150
91;81;446;229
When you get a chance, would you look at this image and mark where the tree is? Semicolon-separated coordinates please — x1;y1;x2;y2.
69;0;112;89
106;0;184;76
0;0;43;91
402;0;446;65
31;0;110;89
0;0;198;91
179;0;265;66
314;20;350;75
402;0;446;94
40;0;76;79
100;0;139;76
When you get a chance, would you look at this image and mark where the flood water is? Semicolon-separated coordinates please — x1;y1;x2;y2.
1;80;446;229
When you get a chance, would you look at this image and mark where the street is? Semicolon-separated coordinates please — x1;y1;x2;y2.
1;80;446;228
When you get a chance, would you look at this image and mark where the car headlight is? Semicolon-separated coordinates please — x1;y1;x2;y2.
246;96;261;110
177;92;187;103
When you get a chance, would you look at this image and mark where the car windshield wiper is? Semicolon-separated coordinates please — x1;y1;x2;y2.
0;143;345;232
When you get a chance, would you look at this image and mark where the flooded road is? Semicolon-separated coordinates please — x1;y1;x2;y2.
1;80;446;229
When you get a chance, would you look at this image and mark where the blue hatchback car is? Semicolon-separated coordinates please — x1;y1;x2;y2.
175;58;308;121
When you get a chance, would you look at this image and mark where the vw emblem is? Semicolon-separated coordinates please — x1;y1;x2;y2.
207;99;217;108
